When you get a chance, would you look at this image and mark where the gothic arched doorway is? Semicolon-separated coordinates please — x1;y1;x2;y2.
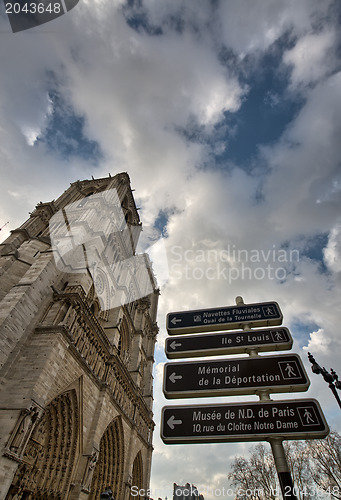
89;416;124;500
130;451;143;500
6;389;79;500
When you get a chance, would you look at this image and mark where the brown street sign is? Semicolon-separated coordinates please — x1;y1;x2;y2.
167;301;282;335
163;353;310;399
165;327;293;359
161;399;329;444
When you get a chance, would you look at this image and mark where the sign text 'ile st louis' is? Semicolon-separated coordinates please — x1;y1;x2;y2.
165;327;293;359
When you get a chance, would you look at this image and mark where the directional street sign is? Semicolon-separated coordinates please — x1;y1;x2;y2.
167;301;282;335
165;327;293;359
163;353;310;399
161;399;329;444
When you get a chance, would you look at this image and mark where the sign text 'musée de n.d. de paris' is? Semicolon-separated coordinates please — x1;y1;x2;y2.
161;399;329;444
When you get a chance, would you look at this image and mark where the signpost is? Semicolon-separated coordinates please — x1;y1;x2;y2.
167;301;282;334
162;297;329;500
165;327;293;359
163;353;309;399
161;399;329;444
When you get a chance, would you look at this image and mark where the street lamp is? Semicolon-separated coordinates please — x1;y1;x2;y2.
307;352;341;410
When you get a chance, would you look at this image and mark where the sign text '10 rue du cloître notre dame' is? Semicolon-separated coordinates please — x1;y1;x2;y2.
161;399;329;444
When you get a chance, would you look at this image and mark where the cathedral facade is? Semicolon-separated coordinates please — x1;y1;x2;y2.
0;173;159;499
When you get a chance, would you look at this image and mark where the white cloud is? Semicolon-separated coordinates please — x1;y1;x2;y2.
303;328;331;355
324;221;341;273
284;29;338;87
260;71;341;239
139;0;334;56
217;0;334;55
0;1;341;497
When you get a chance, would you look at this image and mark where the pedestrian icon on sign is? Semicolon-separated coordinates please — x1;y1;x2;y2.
274;332;283;341
278;360;302;380
285;363;297;377
262;306;276;316
297;406;319;427
303;409;315;424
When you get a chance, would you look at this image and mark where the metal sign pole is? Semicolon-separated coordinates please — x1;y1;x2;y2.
269;438;297;500
237;297;297;500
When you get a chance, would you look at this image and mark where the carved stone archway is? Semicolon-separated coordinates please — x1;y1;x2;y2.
89;416;124;500
130;451;143;500
5;389;79;500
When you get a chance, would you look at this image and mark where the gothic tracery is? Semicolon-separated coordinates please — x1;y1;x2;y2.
89;417;124;500
5;390;79;500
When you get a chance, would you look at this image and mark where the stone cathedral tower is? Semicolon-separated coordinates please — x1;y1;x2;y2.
0;173;159;500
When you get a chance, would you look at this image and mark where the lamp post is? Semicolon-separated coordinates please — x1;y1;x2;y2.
307;352;341;410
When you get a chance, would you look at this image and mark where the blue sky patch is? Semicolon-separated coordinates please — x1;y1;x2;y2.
281;234;330;275
122;0;163;35
154;210;169;237
289;319;320;349
300;233;329;272
38;90;102;164
216;39;305;168
174;33;306;177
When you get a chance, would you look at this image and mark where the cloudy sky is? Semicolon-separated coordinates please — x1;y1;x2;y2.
1;0;341;498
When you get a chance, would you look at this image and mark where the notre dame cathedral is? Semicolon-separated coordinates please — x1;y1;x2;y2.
0;173;159;499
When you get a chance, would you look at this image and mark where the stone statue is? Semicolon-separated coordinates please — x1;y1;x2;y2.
82;450;98;491
9;406;39;455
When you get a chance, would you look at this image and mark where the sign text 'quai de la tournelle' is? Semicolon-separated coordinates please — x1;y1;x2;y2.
167;301;282;334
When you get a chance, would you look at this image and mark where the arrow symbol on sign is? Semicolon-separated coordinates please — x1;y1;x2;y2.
167;415;183;429
170;341;182;350
171;317;182;325
169;372;182;383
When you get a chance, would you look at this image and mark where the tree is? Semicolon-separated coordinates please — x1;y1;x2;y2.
306;431;341;499
228;443;277;500
284;441;315;500
227;431;341;500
